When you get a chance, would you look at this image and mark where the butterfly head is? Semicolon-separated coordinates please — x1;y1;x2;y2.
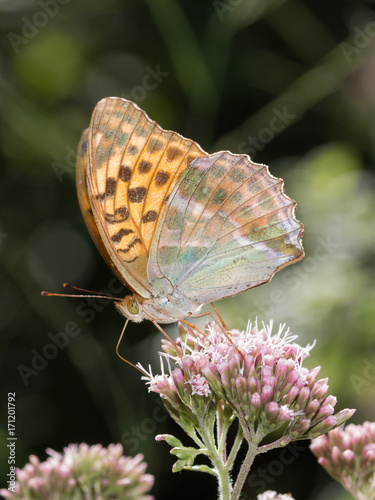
115;295;145;323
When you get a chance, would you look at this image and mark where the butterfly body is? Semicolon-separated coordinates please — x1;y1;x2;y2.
77;97;304;324
114;293;203;324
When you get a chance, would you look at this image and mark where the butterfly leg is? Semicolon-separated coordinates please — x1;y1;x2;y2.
180;319;206;336
190;309;245;359
181;316;235;355
116;318;149;374
211;303;229;331
186;309;236;347
151;320;183;356
190;305;228;331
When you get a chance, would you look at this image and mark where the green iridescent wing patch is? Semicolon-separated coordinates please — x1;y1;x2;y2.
148;152;304;304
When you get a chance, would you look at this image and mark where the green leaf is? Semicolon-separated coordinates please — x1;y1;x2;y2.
170;446;200;461
172;458;190;473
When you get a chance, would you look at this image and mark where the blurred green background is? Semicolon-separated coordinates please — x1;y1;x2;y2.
1;0;375;498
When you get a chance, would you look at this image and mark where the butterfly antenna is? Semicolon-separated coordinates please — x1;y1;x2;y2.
116;318;148;375
41;284;122;302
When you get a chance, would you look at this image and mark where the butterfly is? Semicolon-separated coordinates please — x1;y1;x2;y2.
75;97;304;325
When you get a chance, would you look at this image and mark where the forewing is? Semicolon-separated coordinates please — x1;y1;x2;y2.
76;127;132;284
148;152;304;304
82;97;206;297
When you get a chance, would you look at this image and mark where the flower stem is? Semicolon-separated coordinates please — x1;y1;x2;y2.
257;435;292;454
215;458;232;500
197;414;232;500
226;426;243;470
231;441;257;500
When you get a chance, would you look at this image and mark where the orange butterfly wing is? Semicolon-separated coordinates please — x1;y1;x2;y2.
76;97;206;298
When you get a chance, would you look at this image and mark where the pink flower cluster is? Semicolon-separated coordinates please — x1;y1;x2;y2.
142;321;354;447
310;421;375;499
0;443;154;500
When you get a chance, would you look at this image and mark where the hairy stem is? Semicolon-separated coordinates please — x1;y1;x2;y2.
226;426;244;470
197;414;232;500
231;441;258;500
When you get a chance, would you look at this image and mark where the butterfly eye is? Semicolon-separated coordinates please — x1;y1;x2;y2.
127;298;139;315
